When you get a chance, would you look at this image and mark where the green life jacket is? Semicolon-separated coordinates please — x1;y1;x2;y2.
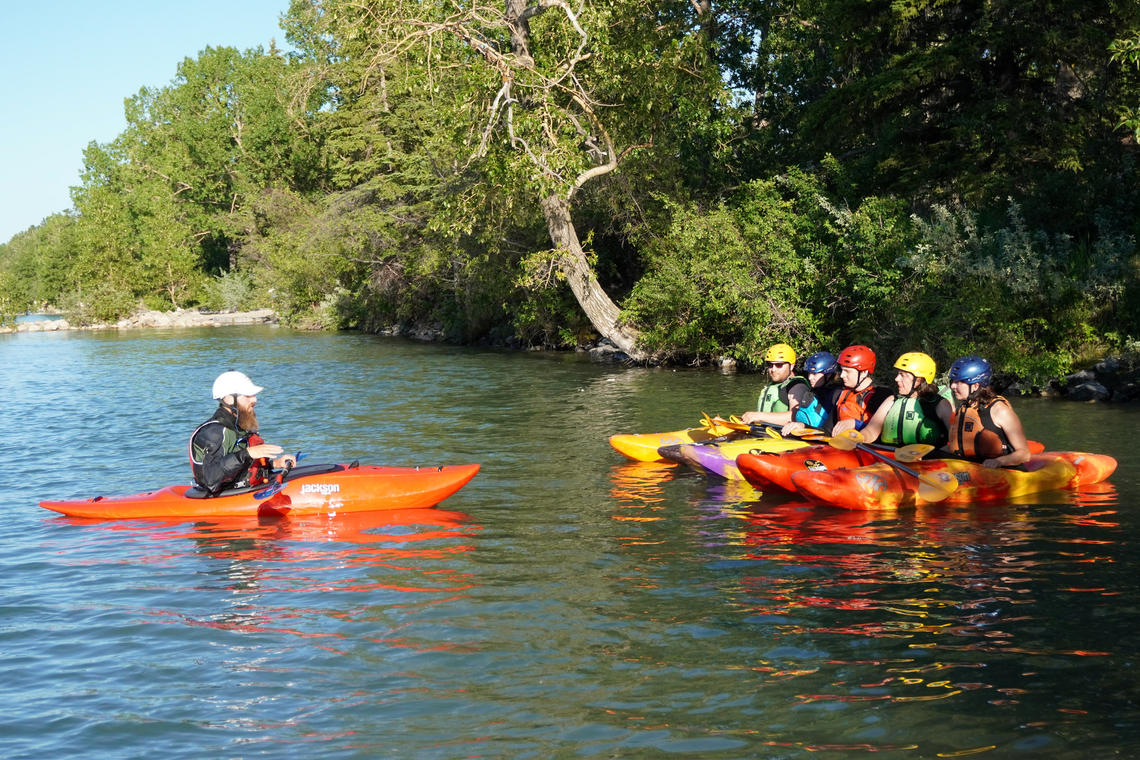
880;394;947;446
757;376;809;413
757;376;828;428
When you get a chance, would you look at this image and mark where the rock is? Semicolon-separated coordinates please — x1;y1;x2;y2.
1066;381;1110;402
1111;382;1140;402
1064;369;1096;386
1003;381;1037;397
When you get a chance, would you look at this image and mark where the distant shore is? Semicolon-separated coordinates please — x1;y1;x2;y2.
6;307;1137;403
2;308;277;334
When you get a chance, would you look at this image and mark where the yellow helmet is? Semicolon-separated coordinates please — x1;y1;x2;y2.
763;343;796;364
893;352;936;384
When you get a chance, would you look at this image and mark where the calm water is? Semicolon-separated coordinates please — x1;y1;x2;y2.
1;327;1137;758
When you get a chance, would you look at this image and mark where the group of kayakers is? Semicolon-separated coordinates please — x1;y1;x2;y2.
741;344;1031;469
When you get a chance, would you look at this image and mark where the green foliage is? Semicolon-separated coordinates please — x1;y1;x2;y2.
1110;30;1140;140
201;270;258;312
624;179;825;363
895;201;1136;382
5;0;1140;386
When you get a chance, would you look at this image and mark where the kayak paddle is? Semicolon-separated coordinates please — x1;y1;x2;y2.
826;429;958;502
254;452;305;500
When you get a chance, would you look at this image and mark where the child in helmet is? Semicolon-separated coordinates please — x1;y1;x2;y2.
741;344;828;429
854;352;952;447
943;356;1031;468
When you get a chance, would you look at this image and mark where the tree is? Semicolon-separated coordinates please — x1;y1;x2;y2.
284;0;726;358
746;0;1140;225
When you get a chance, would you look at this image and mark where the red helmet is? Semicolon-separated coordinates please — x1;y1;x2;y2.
838;345;876;373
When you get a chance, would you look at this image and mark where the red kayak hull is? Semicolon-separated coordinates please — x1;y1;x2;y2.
791;452;1116;510
736;445;880;492
40;463;481;519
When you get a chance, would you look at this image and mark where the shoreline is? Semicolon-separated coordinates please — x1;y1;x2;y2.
3;308;278;334
7;309;1136;403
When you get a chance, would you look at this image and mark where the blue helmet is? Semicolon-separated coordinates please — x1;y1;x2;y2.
804;351;839;375
949;356;993;386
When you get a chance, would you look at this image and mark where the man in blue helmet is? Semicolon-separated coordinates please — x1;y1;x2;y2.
944;356;1031;468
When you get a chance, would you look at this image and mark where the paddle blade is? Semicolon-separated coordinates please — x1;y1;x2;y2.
916;470;959;502
894;444;936;463
254;482;284;500
827;429;863;451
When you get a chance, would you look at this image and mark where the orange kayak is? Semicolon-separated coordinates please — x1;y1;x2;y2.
736;445;882;492
40;463;481;519
791;452;1117;510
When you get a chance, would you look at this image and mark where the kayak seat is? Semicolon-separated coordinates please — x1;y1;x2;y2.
185;463;345;499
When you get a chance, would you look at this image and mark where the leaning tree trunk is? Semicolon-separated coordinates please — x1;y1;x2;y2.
541;194;643;359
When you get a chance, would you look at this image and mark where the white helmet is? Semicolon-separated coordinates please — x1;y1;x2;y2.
212;370;264;399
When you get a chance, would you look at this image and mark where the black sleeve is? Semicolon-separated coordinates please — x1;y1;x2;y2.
191;424;252;493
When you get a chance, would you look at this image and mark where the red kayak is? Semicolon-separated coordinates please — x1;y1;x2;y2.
790;452;1116;510
40;462;481;519
736;445;882;493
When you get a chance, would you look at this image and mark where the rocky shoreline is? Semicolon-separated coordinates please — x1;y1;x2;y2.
8;309;1137;403
584;339;1140;404
3;308;277;334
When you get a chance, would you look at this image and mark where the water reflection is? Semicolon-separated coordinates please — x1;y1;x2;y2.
50;509;477;643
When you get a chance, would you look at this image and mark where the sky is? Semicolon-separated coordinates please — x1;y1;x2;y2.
0;1;292;243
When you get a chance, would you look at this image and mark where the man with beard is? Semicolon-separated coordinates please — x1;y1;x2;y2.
189;370;297;494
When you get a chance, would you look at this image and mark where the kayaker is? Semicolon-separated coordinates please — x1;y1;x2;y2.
852;352;952;446
740;343;828;429
828;345;893;434
944;356;1031;469
803;350;840;390
189;370;297;494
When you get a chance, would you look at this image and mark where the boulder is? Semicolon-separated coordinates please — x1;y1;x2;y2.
1066;381;1110;402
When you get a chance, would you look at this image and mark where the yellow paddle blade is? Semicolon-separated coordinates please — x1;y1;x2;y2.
826;429;863;451
916;470;959;502
894;444;936;463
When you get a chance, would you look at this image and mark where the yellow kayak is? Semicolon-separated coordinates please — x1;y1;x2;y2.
609;420;741;462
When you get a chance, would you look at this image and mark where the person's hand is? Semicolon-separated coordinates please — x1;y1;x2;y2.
247;443;284;460
831;419;856;435
781;421;805;436
740;411;759;424
981;458;1001;469
272;453;297;469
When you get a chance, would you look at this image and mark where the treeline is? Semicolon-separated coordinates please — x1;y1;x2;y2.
2;2;1138;381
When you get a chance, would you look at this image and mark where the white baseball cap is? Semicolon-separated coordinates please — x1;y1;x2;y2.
212;370;264;399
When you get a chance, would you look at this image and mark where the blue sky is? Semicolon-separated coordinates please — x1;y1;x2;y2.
0;1;292;243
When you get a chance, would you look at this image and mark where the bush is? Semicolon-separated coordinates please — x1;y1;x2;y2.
896;200;1136;383
201;270;258;312
623;180;825;364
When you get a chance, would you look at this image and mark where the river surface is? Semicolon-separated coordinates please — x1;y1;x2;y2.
1;327;1137;758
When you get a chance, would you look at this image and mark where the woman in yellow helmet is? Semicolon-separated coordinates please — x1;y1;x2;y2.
856;351;952;446
741;344;828;429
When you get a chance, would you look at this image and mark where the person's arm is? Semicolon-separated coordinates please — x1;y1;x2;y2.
854;396;895;444
982;402;1031;468
741;409;793;425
